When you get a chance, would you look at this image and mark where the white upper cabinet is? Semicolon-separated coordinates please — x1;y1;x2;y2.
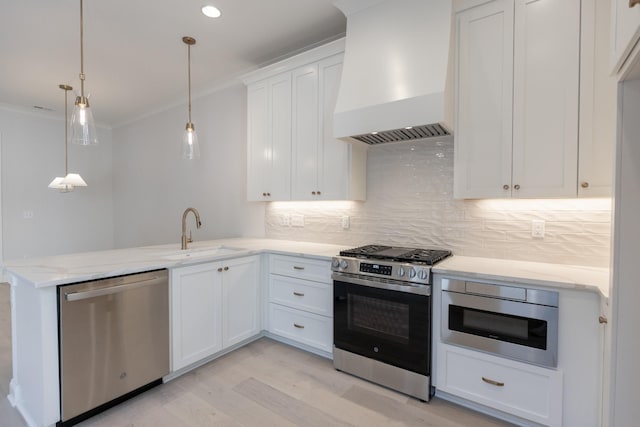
454;0;514;198
512;0;580;198
292;54;367;201
610;0;640;76
579;0;617;196
244;39;366;202
454;0;611;199
246;73;292;201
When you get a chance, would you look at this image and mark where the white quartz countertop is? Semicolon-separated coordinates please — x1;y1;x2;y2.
3;238;610;301
433;255;610;300
1;238;350;288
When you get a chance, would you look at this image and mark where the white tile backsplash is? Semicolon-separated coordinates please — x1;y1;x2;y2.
265;140;612;267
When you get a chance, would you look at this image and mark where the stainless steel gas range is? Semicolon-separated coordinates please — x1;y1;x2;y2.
331;245;451;401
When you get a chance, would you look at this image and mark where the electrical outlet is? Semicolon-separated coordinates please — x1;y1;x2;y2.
291;214;305;227
279;214;290;226
23;210;34;219
342;216;350;230
531;220;545;238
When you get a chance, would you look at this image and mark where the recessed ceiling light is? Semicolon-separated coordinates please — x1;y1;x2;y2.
201;5;221;18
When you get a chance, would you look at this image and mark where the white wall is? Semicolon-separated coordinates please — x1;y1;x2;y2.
112;82;265;249
266;140;612;267
0;106;114;260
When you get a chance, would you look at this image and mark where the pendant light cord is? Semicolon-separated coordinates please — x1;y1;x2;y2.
188;43;192;123
64;88;69;175
79;0;85;98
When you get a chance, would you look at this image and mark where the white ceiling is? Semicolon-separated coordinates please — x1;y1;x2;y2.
0;0;346;127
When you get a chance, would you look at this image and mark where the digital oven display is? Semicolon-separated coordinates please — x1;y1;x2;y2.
359;263;392;276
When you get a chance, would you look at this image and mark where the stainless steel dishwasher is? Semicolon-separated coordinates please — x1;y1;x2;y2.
58;269;169;425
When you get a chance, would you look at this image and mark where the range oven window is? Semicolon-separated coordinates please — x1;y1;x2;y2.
349;294;409;344
334;279;430;376
449;305;547;350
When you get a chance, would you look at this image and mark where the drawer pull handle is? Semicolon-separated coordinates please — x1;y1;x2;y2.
293;323;305;329
293;292;305;297
482;377;504;387
293;266;305;270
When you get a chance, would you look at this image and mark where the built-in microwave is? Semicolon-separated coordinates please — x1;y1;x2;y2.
441;278;559;368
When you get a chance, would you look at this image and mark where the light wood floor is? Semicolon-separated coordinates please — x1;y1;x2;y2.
0;282;513;426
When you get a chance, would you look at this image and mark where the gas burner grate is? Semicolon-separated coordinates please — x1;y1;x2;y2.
339;245;392;257
394;249;452;265
340;245;452;265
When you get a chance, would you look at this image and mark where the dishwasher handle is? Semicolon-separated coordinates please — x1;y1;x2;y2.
64;276;165;302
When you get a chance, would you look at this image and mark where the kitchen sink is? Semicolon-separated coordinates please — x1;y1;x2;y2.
162;246;245;260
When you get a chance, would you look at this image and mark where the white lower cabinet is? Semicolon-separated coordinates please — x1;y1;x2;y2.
268;304;332;353
171;255;260;371
221;256;261;348
267;254;333;354
437;344;563;427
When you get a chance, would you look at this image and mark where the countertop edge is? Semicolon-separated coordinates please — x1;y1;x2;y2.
433;255;610;301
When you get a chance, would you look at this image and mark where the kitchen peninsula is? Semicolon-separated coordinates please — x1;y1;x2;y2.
3;237;609;427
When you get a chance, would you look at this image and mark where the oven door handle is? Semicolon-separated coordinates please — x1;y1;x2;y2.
332;272;431;296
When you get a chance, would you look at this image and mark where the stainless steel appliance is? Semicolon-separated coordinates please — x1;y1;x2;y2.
441;278;559;367
58;269;170;426
332;245;451;401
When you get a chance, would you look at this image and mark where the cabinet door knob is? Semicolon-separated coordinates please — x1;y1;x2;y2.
631;0;640;8
312;191;316;195
503;184;510;190
217;267;223;272
599;315;608;324
581;182;590;189
317;191;321;195
482;377;505;387
514;184;521;190
224;266;229;271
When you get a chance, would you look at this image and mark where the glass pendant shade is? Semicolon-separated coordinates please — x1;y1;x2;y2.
182;36;200;160
71;96;98;146
49;84;88;192
183;122;200;160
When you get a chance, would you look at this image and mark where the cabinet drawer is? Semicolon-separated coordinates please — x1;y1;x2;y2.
269;275;332;317
437;344;563;427
268;303;332;353
269;255;331;283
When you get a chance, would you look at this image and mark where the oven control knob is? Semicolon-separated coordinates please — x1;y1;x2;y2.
408;267;416;278
397;267;405;277
418;269;429;280
340;260;349;269
332;259;340;269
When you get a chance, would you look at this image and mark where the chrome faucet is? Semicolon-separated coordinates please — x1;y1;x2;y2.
181;207;202;250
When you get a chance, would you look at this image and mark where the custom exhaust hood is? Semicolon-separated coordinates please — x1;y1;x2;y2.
333;0;453;145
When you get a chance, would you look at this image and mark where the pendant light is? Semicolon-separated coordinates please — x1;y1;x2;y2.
49;84;88;192
70;0;98;146
182;36;200;160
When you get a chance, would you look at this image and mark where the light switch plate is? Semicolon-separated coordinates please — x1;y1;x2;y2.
342;216;350;229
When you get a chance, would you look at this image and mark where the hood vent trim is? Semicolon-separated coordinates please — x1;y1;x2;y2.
352;124;451;145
